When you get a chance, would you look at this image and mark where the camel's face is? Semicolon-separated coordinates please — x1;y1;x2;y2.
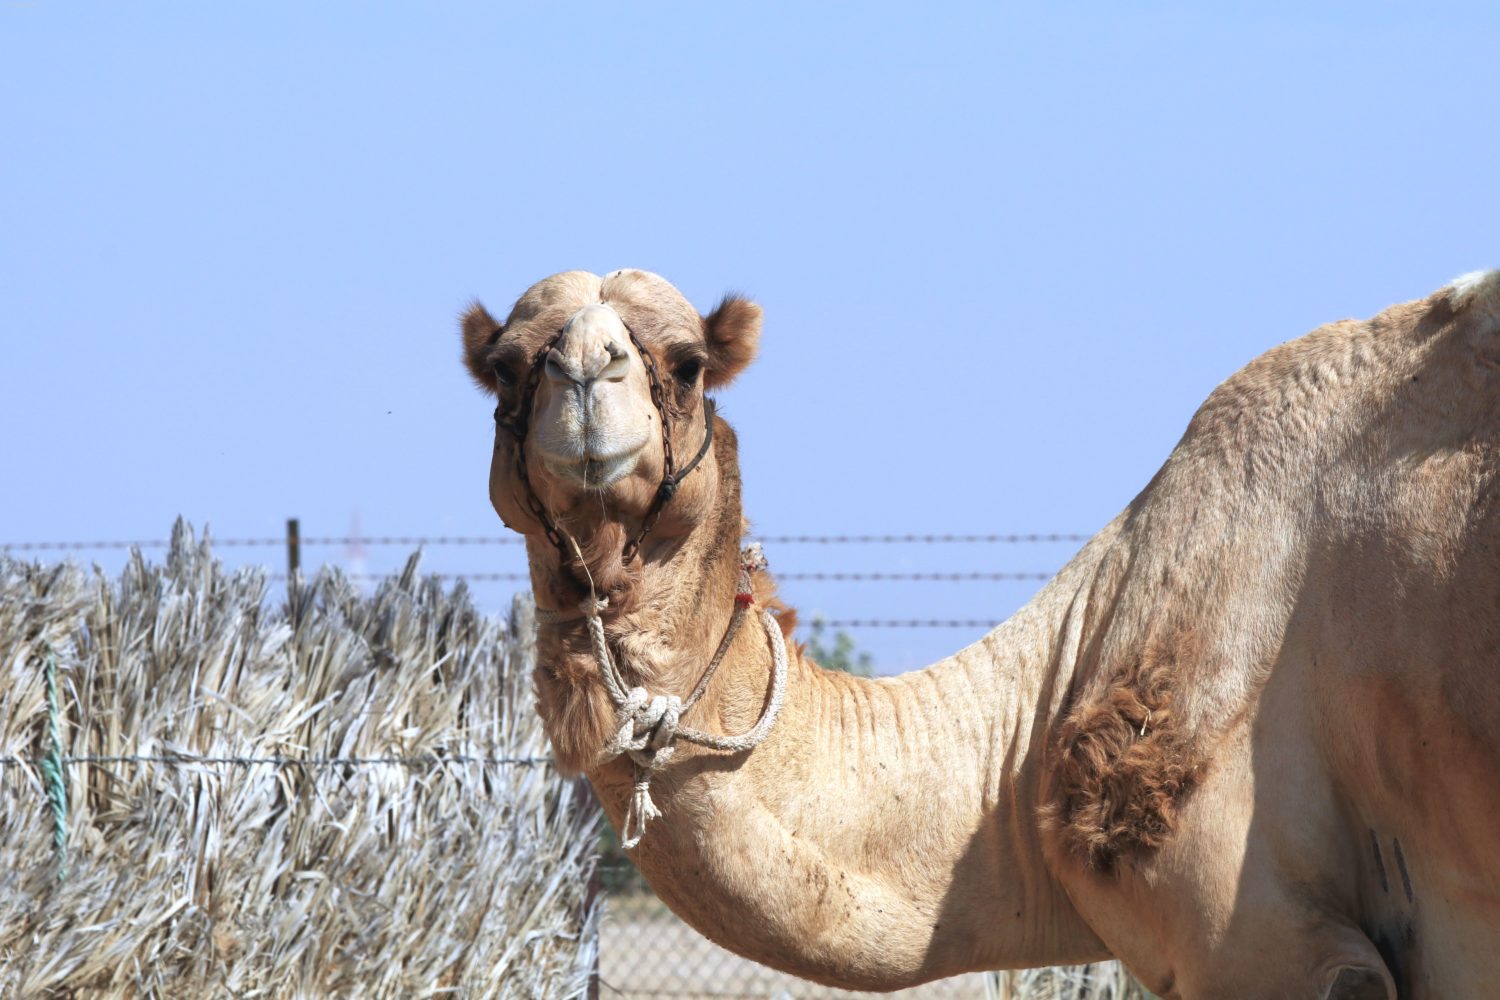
529;301;656;490
462;269;760;542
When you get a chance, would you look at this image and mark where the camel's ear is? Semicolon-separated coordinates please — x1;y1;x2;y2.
461;301;502;394
701;295;761;389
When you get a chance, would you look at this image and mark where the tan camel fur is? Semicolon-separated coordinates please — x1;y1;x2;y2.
460;268;1500;999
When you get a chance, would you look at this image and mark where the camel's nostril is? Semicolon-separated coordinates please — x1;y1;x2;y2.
544;349;582;385
599;344;631;382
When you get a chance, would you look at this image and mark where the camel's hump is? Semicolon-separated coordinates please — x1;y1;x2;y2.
1444;268;1500;330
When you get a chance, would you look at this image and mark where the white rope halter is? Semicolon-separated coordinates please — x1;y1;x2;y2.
544;543;789;848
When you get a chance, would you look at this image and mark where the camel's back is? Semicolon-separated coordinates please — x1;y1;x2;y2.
1291;278;1500;998
1245;275;1500;796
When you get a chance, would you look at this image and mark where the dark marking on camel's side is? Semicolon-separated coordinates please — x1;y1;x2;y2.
1392;837;1414;904
1368;829;1388;894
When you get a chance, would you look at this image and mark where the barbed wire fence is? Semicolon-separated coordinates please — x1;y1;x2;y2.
0;523;1150;999
0;531;1090;552
2;521;1086;632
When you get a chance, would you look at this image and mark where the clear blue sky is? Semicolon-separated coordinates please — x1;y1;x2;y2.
4;2;1496;671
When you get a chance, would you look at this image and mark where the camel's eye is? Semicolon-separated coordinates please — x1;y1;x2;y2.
673;359;702;386
492;364;517;391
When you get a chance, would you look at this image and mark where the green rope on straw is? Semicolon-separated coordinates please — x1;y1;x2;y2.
40;651;68;878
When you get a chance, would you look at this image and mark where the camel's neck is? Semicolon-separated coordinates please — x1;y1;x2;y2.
528;442;1111;987
589;575;1110;988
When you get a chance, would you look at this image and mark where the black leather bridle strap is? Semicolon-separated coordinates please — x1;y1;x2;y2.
620;397;714;563
663;398;715;501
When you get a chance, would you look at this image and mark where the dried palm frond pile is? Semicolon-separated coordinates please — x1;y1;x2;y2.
991;961;1157;999
0;521;597;999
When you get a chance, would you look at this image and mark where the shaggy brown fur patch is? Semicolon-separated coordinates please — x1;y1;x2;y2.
532;619;621;775
1048;633;1207;872
529;519;643;619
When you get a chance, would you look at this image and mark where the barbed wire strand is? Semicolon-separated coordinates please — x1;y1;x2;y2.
779;570;1050;581
0;532;1088;552
821;619;1000;629
0;754;554;768
264;571;1052;583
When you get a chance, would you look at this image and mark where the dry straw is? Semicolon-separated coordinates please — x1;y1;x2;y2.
0;521;598;999
990;962;1155;1000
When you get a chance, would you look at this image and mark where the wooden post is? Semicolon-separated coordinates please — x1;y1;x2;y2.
286;518;301;579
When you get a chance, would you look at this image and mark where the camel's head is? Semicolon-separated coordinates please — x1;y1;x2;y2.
462;269;760;606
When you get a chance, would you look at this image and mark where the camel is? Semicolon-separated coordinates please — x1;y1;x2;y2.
459;268;1500;999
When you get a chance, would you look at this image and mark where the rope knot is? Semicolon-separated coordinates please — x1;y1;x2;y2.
581;541;788;850
604;687;684;767
741;542;768;575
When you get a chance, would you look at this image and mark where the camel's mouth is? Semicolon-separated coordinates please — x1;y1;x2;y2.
531;388;655;492
544;450;641;491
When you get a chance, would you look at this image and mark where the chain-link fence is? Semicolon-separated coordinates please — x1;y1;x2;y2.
595;860;1155;1000
598;860;980;999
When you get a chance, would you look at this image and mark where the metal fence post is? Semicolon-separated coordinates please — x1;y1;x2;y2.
579;777;602;1000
